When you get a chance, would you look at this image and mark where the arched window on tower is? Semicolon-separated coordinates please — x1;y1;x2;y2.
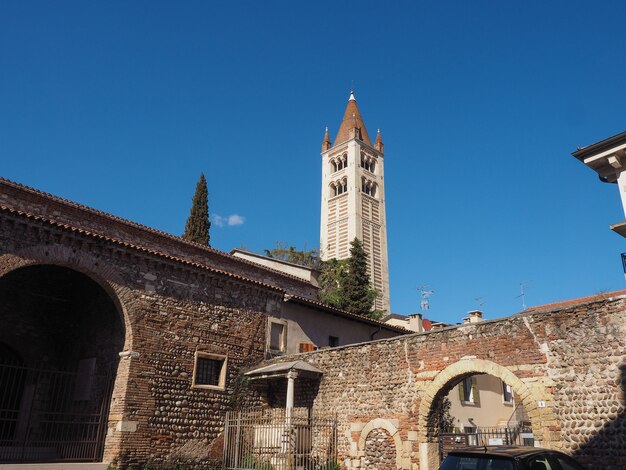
360;154;376;173
331;159;337;173
331;179;348;197
362;178;377;198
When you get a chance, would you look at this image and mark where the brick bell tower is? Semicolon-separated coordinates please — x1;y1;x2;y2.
320;91;390;312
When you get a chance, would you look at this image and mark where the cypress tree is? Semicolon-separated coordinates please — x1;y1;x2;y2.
341;238;376;315
182;173;210;246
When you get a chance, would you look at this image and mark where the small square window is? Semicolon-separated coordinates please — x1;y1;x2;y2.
328;336;339;347
192;352;227;390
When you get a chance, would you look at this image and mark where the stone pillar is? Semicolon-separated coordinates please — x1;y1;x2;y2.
286;370;297;411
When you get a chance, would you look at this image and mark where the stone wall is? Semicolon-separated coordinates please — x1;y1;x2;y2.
0;202;282;467
259;292;626;469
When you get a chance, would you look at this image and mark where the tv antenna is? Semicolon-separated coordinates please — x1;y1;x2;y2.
516;281;532;310
417;285;434;311
474;296;486;309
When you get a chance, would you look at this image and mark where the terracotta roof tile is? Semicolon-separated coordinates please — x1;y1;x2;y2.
0;177;313;287
0;204;285;294
520;289;626;314
285;294;411;334
333;94;371;146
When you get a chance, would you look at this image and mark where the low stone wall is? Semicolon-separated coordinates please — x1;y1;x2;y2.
257;293;626;469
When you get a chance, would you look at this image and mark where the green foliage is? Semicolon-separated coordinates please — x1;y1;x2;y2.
183;173;210;246
329;462;342;470
340;238;376;316
317;239;379;318
263;242;320;268
317;258;348;308
427;395;455;438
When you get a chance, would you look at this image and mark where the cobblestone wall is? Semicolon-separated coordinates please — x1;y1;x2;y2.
0;203;281;467
260;293;626;469
363;428;396;470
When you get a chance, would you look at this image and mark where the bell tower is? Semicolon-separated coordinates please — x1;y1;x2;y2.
320;91;390;312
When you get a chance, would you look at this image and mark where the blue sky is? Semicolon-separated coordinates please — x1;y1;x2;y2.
2;1;626;324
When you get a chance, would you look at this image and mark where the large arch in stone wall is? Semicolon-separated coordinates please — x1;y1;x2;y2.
0;245;134;347
417;358;553;444
0;245;134;464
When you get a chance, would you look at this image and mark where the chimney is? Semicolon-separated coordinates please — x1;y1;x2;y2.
464;310;483;324
407;313;423;333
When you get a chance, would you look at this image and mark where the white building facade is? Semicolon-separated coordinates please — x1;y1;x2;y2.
320;92;390;312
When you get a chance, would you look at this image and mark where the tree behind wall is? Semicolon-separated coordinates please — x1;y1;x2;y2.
341;238;377;316
318;258;348;308
182;173;210;246
263;242;320;268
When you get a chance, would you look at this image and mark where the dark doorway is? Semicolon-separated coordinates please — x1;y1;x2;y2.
0;265;124;463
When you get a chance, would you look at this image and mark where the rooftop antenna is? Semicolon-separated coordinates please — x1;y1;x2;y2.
417;285;434;311
516;281;532;310
474;296;486;310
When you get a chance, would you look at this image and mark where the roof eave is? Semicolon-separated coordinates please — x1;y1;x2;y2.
572;130;626;160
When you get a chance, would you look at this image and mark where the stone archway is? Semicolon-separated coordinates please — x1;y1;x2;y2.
416;359;557;470
0;261;127;464
0;246;134;348
358;418;403;470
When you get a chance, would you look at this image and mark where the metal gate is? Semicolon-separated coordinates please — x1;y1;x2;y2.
223;408;337;470
439;425;534;461
0;361;114;463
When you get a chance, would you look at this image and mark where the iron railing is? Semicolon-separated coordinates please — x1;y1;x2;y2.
0;361;114;463
223;408;337;470
439;424;534;461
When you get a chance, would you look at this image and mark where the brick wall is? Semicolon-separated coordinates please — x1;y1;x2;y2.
258;293;626;469
0;202;282;467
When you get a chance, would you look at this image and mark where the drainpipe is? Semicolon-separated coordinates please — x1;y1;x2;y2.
370;325;382;340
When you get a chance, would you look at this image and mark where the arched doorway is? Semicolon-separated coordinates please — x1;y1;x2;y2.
0;264;125;463
418;360;543;469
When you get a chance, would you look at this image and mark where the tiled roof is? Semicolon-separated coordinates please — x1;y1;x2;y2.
520;289;626;314
0;177;313;287
0;204;285;294
286;295;411;334
333;95;372;146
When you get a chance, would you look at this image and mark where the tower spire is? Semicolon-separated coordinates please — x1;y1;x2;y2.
322;126;331;152
375;128;384;154
334;91;371;145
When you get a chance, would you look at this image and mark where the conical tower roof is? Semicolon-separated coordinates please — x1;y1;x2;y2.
333;91;372;146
